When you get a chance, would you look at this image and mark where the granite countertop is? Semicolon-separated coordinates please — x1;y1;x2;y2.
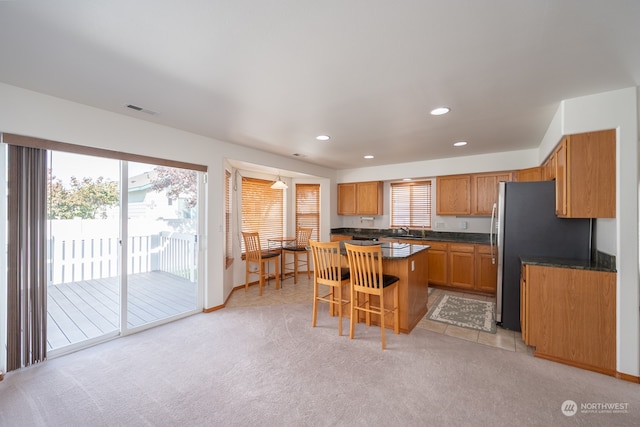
339;240;430;260
331;228;490;244
520;256;617;273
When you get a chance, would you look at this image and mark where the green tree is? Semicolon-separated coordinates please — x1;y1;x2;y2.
48;171;119;219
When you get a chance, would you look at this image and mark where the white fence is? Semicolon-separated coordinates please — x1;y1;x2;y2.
48;232;197;285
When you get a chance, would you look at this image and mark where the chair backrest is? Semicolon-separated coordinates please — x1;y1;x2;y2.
344;243;384;291
295;227;313;248
242;232;262;262
309;239;343;285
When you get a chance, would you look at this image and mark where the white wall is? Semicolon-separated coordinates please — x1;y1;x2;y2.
0;83;336;312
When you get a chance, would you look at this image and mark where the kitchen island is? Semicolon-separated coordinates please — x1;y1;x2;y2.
340;240;430;334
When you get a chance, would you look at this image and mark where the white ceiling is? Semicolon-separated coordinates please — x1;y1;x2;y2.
1;1;639;170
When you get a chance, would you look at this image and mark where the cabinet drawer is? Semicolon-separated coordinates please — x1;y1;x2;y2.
424;241;448;251
449;243;474;253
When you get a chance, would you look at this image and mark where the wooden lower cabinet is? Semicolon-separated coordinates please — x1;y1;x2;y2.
330;234;352;242
448;243;475;289
521;263;616;376
424;241;448;286
475;244;498;293
421;241;496;294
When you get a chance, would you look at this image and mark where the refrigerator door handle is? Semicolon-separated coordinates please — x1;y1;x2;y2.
490;202;497;264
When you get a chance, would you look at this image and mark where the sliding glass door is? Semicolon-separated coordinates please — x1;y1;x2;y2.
124;162;199;330
46;154;201;354
47;152;121;351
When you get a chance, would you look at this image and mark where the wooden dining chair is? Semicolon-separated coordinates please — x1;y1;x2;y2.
282;227;312;284
242;231;280;296
309;239;350;336
344;242;399;349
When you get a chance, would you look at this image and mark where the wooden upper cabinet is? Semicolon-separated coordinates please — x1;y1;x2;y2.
517;166;543;182
543;151;557;181
337;181;383;215
471;172;514;215
556;129;615;218
337;183;357;215
436;174;471;215
555;139;568;216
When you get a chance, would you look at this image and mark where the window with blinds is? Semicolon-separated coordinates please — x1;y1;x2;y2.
295;184;320;241
390;180;432;229
241;176;284;252
225;169;233;268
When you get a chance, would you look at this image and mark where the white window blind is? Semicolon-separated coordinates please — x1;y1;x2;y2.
241;176;284;252
295;184;320;241
390;180;432;229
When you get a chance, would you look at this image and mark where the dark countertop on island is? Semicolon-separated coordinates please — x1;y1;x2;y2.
339;240;430;260
331;228;490;244
521;256;616;273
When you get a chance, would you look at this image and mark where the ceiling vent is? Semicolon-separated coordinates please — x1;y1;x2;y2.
126;104;158;116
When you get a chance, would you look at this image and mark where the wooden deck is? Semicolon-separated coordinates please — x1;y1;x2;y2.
47;271;198;351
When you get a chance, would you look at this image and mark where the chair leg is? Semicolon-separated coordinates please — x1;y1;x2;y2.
379;292;385;349
337;285;343;336
258;263;264;296
393;286;400;335
245;264;250;292
312;280;318;328
275;256;280;290
349;288;356;340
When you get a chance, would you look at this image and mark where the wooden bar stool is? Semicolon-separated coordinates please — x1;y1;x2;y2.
242;231;281;296
344;242;399;349
309;239;350;336
282;227;312;283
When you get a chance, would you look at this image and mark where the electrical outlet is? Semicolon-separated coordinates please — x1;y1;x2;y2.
436;222;445;229
459;221;468;230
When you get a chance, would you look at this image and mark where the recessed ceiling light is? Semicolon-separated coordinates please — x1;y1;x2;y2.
316;135;330;141
453;141;468;147
430;107;450;116
364;155;374;159
403;178;412;181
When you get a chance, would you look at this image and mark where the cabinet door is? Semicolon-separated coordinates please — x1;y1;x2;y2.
555;139;568;216
356;181;382;215
424;241;448;286
330;234;352;242
475;244;497;293
448;243;475;289
337;183;357;215
543;151;556;181
516;167;543;182
436;175;471;215
472;172;513;215
566;130;616;218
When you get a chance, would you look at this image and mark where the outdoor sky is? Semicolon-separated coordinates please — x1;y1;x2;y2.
50;151;154;186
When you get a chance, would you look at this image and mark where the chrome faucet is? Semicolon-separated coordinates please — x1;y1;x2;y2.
400;226;411;235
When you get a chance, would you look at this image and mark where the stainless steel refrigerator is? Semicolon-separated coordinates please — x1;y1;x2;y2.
491;181;592;331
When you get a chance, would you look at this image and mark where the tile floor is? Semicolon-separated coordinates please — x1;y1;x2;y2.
226;273;533;355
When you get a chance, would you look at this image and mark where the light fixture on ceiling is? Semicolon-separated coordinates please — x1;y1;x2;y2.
453;141;468;147
430;107;450;116
364;155;374;159
271;175;288;189
316;135;330;141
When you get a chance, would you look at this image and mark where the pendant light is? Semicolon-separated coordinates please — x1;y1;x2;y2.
271;175;288;189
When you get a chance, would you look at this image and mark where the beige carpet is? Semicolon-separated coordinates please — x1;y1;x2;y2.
1;302;638;426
